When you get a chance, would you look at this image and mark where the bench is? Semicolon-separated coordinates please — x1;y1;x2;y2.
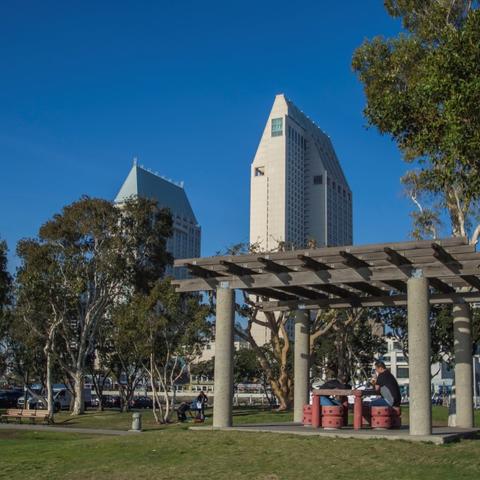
0;408;51;424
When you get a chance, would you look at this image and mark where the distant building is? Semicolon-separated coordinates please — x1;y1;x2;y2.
115;162;201;279
250;93;353;251
194;326;250;364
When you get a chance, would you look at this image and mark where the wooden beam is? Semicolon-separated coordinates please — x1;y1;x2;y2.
257;257;291;274
460;275;480;290
246;288;297;301
339;251;369;269
429;277;455;294
347;282;388;297
381;280;408;293
432;243;458;265
297;254;331;271
384;247;411;266
307;284;355;298
276;286;328;300
174;237;469;268
185;263;220;278
219;260;255;276
259;291;480;312
174;260;480;293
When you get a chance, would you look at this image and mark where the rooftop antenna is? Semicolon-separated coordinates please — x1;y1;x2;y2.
133;156;138;166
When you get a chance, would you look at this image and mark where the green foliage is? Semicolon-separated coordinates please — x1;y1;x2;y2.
121;279;211;421
135;279;211;361
352;2;480;240
12;196;174;413
0;239;12;310
379;305;480;366
190;358;214;378
234;347;263;385
0;239;12;376
312;309;386;384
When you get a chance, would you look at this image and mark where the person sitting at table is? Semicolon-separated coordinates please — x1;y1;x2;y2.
370;360;401;407
314;379;351;406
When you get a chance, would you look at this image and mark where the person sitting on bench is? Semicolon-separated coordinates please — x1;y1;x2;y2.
315;379;351;406
370;360;401;407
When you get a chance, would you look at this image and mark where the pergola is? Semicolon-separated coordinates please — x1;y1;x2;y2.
173;237;478;436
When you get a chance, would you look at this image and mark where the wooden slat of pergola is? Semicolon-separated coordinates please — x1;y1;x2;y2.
173;237;480;310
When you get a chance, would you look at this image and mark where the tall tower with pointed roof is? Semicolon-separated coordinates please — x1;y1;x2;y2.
250;94;352;251
115;163;201;279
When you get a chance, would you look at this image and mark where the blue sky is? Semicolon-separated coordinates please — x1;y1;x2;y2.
0;1;415;270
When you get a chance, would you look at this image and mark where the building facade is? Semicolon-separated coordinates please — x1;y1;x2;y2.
115;162;201;279
250;93;352;251
250;94;353;345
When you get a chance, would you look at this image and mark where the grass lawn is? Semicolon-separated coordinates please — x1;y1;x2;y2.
0;407;479;480
46;406;293;431
38;405;479;430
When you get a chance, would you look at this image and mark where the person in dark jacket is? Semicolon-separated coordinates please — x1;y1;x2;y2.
370;360;401;407
177;401;190;422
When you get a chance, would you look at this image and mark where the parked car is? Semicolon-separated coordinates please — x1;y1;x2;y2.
18;385;92;411
0;389;23;408
17;385;43;409
102;395;121;409
133;396;153;409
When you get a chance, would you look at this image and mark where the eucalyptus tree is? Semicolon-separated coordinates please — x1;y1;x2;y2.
352;0;480;242
0;239;12;377
129;280;211;423
17;196;172;415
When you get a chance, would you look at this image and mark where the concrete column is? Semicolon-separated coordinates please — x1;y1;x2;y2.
407;274;432;436
293;309;310;423
453;303;474;428
213;285;234;428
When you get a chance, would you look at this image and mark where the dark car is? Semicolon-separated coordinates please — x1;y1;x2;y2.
0;389;23;408
103;395;121;409
133;396;153;409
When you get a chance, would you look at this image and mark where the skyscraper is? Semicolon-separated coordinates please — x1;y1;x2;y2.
115;162;201;279
250;94;352;251
249;94;353;346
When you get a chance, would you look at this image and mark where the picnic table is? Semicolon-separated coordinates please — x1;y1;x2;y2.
311;388;380;430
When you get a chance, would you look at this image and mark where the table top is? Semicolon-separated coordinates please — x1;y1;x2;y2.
312;388;379;396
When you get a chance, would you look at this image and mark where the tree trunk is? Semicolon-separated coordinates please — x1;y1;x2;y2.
270;377;292;410
71;371;85;415
46;351;55;422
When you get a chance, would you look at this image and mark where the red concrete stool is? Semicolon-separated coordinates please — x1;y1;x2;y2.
321;405;344;429
321;405;343;416
371;415;393;429
370;405;402;429
303;405;312;426
371;406;392;417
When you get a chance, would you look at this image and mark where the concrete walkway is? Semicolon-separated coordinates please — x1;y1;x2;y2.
190;422;480;445
0;423;139;436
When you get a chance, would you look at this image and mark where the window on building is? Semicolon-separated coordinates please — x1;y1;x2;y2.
271;117;283;137
313;175;323;185
255;166;265;176
397;367;409;379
